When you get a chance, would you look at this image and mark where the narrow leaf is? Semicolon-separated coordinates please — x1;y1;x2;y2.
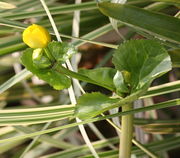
0;69;31;94
0;99;178;143
0;2;16;9
98;2;180;44
141;123;180;134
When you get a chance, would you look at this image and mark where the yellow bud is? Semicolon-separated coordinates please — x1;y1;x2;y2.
22;24;51;48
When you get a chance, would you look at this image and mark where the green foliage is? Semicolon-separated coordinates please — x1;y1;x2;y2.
79;67;116;90
48;41;76;63
141;123;180;134
32;48;52;69
75;92;119;119
20;41;78;90
21;48;71;90
98;2;180;45
76;40;172;120
0;0;179;158
113;40;172;94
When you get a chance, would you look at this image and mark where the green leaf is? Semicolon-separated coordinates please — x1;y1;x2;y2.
112;40;172;94
79;136;180;158
75;92;119;119
141;123;180;134
142;80;180;98
32;48;52;69
79;67;116;89
0;99;178;143
0;2;16;9
98;2;180;44
1;1;97;20
0;43;27;56
48;41;77;63
21;48;71;90
0;69;31;94
0;104;74;125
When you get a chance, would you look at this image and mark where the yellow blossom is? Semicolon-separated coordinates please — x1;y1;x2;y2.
22;24;51;48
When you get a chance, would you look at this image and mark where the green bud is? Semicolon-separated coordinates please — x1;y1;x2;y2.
32;48;52;69
121;70;131;84
113;71;130;96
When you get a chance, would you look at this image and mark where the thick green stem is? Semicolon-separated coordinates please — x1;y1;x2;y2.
119;103;133;158
53;63;115;91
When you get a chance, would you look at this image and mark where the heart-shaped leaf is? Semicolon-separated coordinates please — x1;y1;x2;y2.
112;40;172;94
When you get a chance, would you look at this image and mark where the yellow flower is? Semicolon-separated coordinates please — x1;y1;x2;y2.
22;24;51;48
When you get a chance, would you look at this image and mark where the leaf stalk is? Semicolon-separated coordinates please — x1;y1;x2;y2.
53;63;115;91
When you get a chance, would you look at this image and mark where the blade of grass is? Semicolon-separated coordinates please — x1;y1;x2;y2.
142;80;180;98
98;2;180;44
0;69;31;94
79;136;180;158
0;98;179;143
2;1;97;20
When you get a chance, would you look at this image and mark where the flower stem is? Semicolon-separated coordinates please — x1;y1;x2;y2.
119;103;133;158
44;47;55;62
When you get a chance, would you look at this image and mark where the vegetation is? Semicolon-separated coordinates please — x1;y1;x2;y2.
0;0;179;158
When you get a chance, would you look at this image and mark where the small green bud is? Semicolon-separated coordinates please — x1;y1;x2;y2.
121;70;131;84
113;71;130;96
32;48;52;69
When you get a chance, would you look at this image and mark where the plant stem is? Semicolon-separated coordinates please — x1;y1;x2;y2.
119;103;133;158
44;47;55;62
53;63;115;91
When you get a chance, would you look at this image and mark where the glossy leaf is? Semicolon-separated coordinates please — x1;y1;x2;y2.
75;92;119;119
21;48;71;90
79;67;116;90
112;40;172;94
32;48;52;69
48;41;76;63
98;2;180;44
